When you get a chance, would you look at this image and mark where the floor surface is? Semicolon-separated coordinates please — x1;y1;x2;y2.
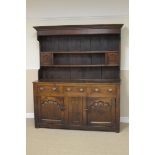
27;118;128;155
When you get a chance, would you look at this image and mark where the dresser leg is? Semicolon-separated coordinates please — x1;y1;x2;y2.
35;123;40;128
34;117;40;128
116;129;120;133
115;124;120;133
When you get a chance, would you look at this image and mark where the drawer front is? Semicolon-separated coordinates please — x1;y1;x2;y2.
64;86;87;96
34;83;117;97
37;84;63;95
87;85;116;97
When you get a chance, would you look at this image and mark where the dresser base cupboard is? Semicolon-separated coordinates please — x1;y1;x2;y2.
33;82;120;132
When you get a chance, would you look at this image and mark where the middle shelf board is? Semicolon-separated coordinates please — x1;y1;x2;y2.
40;51;120;66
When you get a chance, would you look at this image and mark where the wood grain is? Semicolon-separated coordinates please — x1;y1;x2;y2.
33;24;123;132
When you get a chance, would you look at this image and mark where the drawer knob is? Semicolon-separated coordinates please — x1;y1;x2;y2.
108;88;113;92
94;88;99;92
66;88;71;91
79;88;84;92
52;87;57;91
39;87;44;90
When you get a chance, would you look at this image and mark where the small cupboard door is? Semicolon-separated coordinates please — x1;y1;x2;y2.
38;96;66;125
85;97;116;127
66;97;83;126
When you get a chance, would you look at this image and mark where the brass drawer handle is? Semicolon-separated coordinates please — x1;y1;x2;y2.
94;88;99;92
79;88;84;92
66;88;71;92
108;88;113;92
52;87;57;91
84;108;88;111
39;87;44;90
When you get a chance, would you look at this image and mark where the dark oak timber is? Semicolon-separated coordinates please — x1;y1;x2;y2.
33;24;123;132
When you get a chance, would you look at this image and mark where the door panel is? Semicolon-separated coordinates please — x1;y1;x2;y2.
38;96;65;125
67;97;83;126
85;97;116;127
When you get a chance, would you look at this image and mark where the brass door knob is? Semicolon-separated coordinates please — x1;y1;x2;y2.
84;108;88;111
60;104;65;111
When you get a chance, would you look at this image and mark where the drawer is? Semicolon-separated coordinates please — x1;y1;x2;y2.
87;85;116;96
37;84;63;94
64;86;86;96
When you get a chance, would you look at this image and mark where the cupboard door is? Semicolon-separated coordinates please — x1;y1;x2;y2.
38;96;65;125
67;97;83;126
106;52;119;65
85;97;116;127
40;52;53;66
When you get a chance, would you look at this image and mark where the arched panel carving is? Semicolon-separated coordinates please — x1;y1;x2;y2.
87;99;112;114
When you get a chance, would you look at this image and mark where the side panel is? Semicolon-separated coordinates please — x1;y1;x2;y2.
66;97;83;126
